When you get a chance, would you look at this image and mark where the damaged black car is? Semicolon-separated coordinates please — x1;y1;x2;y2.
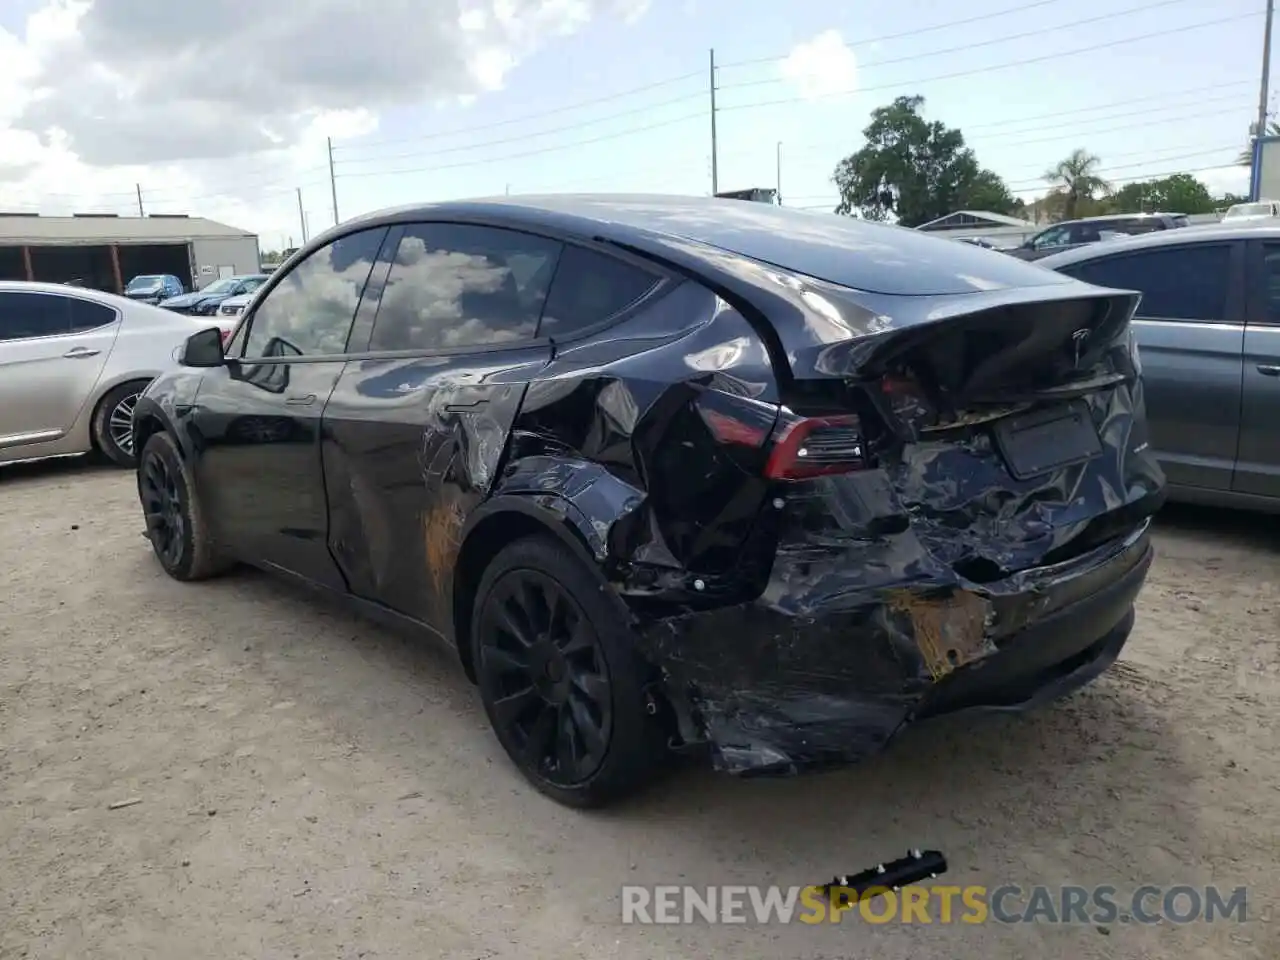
131;195;1165;808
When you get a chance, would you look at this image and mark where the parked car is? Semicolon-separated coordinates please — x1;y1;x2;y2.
131;195;1163;807
0;281;226;467
124;274;184;304
1039;224;1280;512
216;290;254;320
1005;213;1190;261
159;274;269;316
1221;200;1280;222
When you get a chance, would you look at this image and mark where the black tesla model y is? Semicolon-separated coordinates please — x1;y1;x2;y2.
132;195;1165;808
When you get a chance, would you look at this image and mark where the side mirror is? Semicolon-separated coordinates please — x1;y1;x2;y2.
179;327;227;368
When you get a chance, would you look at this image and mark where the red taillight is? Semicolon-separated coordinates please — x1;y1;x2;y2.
763;414;866;480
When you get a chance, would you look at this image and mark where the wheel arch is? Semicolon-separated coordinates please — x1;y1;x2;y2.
451;494;607;684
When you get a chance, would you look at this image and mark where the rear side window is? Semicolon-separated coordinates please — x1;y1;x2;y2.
1060;244;1231;321
538;245;661;339
369;223;562;352
0;292;72;340
68;298;117;332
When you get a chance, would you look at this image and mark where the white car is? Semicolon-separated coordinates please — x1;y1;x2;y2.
0;281;224;468
1222;200;1280;222
215;290;255;333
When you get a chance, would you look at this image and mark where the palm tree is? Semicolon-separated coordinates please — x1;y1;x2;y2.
1237;121;1280;166
1043;149;1111;220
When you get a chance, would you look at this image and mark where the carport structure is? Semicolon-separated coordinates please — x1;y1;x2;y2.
0;212;260;294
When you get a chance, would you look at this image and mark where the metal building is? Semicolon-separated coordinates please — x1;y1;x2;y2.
0;213;261;294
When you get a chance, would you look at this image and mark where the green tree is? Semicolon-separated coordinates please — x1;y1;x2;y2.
1044;149;1111;220
1106;173;1217;214
831;95;1020;225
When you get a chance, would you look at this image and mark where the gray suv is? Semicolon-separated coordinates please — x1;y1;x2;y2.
1038;225;1280;511
1008;213;1190;261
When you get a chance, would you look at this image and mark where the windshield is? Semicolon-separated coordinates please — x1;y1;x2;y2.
127;275;163;291
201;278;239;295
1225;203;1273;219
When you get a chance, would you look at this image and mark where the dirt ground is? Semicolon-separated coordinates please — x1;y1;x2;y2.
0;457;1276;960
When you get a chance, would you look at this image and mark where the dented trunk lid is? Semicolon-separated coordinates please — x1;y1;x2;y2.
768;279;1162;579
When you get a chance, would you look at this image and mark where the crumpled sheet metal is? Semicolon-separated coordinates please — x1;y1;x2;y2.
493;286;1162;776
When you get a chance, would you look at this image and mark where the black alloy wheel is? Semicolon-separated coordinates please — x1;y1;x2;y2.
136;432;230;582
139;441;186;571
472;536;664;807
477;568;613;786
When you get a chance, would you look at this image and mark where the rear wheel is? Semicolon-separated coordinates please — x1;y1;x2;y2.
137;431;230;581
471;535;664;808
92;380;150;467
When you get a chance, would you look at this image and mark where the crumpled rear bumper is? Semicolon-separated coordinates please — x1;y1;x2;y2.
634;520;1154;776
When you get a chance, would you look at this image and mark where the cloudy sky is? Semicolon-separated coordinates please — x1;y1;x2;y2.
0;0;1263;249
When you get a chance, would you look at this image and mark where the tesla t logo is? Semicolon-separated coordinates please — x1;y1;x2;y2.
1071;328;1090;366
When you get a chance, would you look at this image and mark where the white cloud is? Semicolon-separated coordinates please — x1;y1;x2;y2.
778;29;856;101
0;0;648;241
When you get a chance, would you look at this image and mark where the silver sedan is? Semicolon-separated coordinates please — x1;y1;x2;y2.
0;281;225;467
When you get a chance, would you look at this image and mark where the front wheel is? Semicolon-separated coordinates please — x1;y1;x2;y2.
471;535;665;808
137;432;230;581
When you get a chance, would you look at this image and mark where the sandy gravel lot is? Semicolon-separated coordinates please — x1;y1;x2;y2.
1;457;1277;960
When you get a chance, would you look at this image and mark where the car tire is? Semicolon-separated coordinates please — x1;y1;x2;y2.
471;535;666;808
91;379;151;467
137;431;231;581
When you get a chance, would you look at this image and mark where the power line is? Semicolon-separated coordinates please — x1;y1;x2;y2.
333;91;706;166
333;111;705;180
1004;146;1242;187
720;0;1199;93
786;81;1254;155
716;0;1075;69
975;103;1252;149
717;11;1261;112
1009;161;1246;194
334;71;703;152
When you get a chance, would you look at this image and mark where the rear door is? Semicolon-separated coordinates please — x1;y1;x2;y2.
321;221;571;630
1056;241;1245;491
0;291;116;451
1234;238;1280;496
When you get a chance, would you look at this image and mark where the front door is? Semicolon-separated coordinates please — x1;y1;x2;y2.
0;291;116;451
191;225;393;588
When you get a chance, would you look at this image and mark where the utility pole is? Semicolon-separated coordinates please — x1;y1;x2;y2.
297;187;308;243
135;183;144;217
775;141;783;205
327;137;339;225
709;48;719;195
1258;0;1276;146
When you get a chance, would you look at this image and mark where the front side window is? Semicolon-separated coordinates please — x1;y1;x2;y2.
243;227;388;358
0;292;72;340
1061;244;1231;321
368;223;561;352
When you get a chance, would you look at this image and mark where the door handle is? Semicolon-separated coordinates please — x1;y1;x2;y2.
63;347;100;358
285;394;317;406
1257;365;1280;377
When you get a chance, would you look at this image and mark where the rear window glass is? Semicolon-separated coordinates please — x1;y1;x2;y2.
538;245;660;339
